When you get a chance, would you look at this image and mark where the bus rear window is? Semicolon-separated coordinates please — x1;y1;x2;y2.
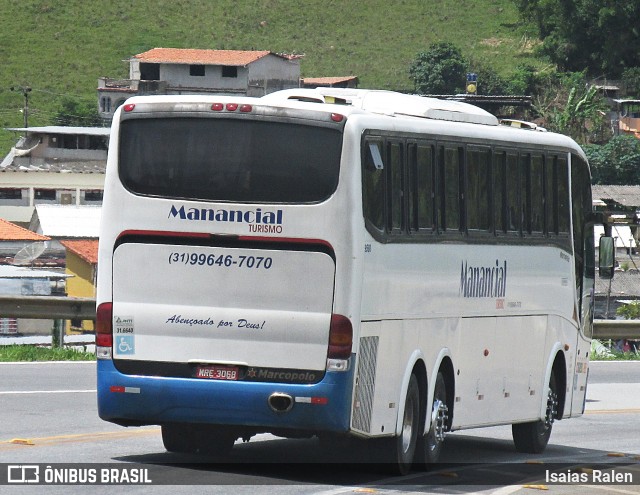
118;118;343;203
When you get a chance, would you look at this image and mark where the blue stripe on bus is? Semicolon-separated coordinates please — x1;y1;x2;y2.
97;359;354;432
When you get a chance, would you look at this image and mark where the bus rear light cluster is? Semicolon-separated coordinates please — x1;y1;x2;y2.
327;314;352;372
123;104;136;112
96;302;113;360
211;103;253;113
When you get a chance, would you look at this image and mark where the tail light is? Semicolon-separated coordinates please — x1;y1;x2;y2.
96;303;113;358
328;314;352;359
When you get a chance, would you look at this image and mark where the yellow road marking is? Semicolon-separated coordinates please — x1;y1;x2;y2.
0;428;160;450
585;408;640;415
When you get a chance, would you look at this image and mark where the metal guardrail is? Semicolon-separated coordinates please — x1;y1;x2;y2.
593;320;640;340
0;296;638;340
0;295;96;320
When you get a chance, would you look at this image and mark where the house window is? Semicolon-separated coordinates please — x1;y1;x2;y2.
83;190;103;202
189;65;205;76
100;97;112;113
222;66;238;78
34;189;56;201
140;63;160;81
0;188;22;200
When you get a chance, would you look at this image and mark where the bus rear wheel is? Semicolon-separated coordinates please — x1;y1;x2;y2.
161;423;237;456
512;371;558;454
388;374;420;475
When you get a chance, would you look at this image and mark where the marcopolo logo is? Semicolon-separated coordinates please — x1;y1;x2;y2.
168;205;283;233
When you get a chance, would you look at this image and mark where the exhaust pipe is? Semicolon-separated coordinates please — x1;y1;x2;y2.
268;392;293;413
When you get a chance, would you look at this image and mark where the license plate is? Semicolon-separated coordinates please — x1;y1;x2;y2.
195;366;239;380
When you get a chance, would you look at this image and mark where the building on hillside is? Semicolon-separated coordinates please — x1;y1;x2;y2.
0;126;109;225
613;99;640;139
301;76;359;89
60;239;98;333
98;48;303;120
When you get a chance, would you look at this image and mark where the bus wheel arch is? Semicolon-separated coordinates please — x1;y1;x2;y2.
512;354;564;454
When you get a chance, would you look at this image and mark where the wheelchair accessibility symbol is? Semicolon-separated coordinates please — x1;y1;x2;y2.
117;336;135;355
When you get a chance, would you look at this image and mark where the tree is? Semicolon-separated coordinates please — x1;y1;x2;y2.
506;64;540;96
532;72;609;144
585;135;640;185
409;42;467;94
473;65;508;96
513;0;640;77
53;98;102;127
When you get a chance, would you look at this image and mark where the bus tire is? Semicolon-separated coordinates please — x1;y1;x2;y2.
389;374;420;475
422;372;448;464
161;423;195;454
512;371;558;454
161;423;236;456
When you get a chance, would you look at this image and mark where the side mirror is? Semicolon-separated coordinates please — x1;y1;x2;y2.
599;236;615;279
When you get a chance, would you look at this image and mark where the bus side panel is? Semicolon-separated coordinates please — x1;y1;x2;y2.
351;319;450;438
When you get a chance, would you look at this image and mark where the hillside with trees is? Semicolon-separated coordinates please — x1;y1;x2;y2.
1;0;639;179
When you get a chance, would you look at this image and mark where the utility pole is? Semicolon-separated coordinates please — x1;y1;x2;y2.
10;85;32;128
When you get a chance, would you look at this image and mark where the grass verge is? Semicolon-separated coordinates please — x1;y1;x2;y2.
591;350;640;361
0;345;95;362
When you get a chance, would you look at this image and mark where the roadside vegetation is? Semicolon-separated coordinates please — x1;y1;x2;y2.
591;349;640;361
0;345;95;362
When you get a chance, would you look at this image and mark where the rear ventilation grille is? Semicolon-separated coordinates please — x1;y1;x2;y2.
352;336;379;433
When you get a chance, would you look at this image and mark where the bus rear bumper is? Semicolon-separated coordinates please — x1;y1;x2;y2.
97;359;354;433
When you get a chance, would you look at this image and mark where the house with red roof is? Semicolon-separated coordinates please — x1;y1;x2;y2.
98;48;303;120
0;218;50;265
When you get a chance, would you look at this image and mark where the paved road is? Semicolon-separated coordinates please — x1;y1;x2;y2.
0;360;638;494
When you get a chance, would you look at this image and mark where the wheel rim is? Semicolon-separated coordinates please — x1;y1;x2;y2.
427;398;448;452
402;393;415;454
544;387;558;430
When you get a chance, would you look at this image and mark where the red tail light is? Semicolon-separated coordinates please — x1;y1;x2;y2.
96;302;113;347
226;103;238;111
328;314;352;359
123;104;135;112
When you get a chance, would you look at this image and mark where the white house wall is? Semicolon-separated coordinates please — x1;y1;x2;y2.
160;63;249;94
247;56;300;96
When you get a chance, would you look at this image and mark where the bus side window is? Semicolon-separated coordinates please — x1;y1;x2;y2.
387;141;404;234
493;151;506;234
557;157;570;234
546;156;557;235
520;153;531;234
506;153;520;234
363;139;385;232
439;145;462;232
466;147;491;232
408;142;435;233
530;153;544;234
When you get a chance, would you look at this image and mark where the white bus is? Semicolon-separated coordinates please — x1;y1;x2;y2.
96;88;603;474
